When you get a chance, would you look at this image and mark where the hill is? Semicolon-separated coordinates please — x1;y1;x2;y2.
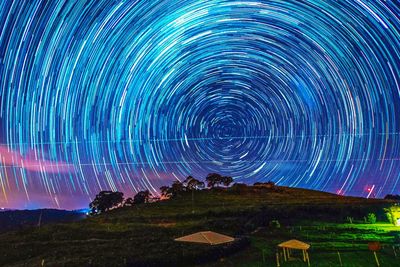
0;209;86;233
0;185;397;267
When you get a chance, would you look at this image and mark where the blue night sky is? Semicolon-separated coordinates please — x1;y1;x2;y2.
0;0;399;209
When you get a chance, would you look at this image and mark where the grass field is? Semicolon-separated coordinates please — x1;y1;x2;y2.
0;185;398;266
206;222;400;266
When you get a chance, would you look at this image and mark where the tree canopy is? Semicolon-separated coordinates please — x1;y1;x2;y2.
206;173;233;188
124;197;134;207
160;180;185;198
133;190;152;204
183;176;205;190
160;176;206;199
89;191;124;214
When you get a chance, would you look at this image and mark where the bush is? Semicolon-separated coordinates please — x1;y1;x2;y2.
367;213;377;224
269;220;281;229
384;205;400;225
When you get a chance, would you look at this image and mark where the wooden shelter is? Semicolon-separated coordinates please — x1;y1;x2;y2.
174;231;234;245
277;239;310;266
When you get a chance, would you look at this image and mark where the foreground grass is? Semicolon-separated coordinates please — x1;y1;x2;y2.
207;222;400;267
0;186;397;266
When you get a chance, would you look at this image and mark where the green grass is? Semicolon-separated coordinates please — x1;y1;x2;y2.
0;185;398;266
202;222;400;267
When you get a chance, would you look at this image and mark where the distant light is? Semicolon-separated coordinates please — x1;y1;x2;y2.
74;208;90;215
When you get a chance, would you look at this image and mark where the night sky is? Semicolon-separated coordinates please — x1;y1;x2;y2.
0;0;399;209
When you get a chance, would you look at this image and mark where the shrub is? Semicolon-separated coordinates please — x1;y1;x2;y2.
367;213;377;224
269;220;281;229
384;205;400;225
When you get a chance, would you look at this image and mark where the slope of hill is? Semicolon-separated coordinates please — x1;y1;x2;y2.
0;209;86;233
0;185;396;267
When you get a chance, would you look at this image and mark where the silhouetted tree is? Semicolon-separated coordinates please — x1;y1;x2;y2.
170;181;185;197
183;176;205;190
206;173;223;188
133;190;152;204
160;186;171;198
266;181;276;186
124;197;134;207
160;178;203;199
206;173;233;188
89;191;124;214
221;176;233;187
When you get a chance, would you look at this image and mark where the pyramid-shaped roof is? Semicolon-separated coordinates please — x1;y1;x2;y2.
174;231;235;245
278;239;310;250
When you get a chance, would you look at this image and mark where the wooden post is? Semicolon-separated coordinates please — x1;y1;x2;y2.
276;252;280;267
283;248;287;261
373;251;380;267
306;251;310;267
191;189;194;214
337;251;343;266
302;250;306;262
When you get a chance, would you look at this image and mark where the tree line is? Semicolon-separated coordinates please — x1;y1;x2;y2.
89;175;399;216
89;173;233;215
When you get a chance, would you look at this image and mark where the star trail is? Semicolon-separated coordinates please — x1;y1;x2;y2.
0;0;399;209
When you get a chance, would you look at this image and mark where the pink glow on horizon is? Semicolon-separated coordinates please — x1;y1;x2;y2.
0;146;74;174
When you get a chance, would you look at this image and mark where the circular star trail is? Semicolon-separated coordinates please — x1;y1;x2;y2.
0;0;399;208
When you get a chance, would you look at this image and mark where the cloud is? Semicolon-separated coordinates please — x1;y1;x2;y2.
0;146;74;173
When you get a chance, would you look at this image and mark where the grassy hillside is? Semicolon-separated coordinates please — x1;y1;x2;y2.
0;209;86;233
0;185;397;267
